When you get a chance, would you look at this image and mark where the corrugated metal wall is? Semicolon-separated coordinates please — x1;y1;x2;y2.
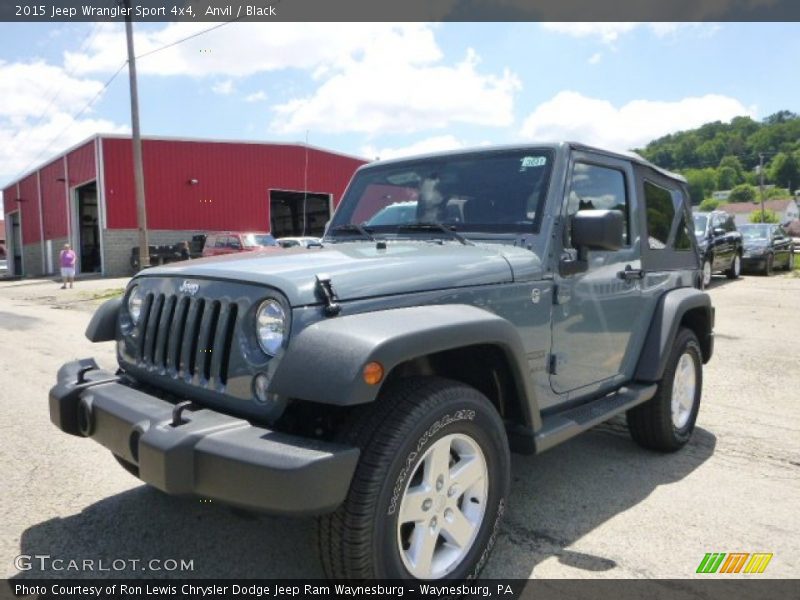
102;138;365;231
67;141;97;187
17;175;41;244
39;158;68;239
2;185;15;216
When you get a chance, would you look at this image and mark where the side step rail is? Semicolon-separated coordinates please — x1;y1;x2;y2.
534;383;657;453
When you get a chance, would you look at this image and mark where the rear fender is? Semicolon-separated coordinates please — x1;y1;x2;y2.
635;288;714;382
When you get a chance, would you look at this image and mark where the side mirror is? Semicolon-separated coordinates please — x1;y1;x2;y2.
712;227;726;237
571;209;624;251
560;210;623;276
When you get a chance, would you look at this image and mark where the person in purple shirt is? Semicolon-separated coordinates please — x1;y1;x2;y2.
59;243;76;289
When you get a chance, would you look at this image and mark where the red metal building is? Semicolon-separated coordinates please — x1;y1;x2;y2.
2;134;366;277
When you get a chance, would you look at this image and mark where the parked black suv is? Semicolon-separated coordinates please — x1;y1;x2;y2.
693;210;743;287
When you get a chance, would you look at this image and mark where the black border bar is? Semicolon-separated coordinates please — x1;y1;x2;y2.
3;0;800;22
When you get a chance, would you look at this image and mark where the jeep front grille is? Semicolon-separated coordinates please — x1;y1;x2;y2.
136;292;238;386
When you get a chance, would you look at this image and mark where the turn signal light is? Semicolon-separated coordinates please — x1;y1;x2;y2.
363;361;384;385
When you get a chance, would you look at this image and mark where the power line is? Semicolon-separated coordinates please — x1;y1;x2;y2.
18;23;104;138
12;60;127;181
8;19;237;184
135;21;235;60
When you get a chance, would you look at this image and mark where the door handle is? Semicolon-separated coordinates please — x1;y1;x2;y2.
617;265;644;281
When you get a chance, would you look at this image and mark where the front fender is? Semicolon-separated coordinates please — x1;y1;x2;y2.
85;297;122;343
269;304;537;417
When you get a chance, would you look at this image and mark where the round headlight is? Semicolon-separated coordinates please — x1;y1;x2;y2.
127;286;143;324
256;299;286;356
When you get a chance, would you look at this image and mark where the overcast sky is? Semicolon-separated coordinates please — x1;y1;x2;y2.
1;21;799;204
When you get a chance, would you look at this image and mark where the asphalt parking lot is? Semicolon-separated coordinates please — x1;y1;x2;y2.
0;272;798;579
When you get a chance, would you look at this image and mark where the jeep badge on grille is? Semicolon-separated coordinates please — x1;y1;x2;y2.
179;280;199;296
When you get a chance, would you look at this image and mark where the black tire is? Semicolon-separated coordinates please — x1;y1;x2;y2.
764;254;774;276
318;376;510;580
113;454;139;477
627;328;702;452
725;252;741;279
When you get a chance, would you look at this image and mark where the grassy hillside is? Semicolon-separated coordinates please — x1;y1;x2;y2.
635;111;800;205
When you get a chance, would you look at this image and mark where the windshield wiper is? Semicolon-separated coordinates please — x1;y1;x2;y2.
329;223;375;241
397;222;473;246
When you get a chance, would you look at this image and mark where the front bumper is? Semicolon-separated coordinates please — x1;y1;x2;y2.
741;256;767;270
49;359;359;515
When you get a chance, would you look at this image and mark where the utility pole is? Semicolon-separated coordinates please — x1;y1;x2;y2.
123;0;149;270
758;153;766;223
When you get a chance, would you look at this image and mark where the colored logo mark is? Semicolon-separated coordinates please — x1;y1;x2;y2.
696;552;773;574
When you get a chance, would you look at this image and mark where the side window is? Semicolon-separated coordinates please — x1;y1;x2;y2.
672;190;693;251
228;236;241;249
725;216;736;232
644;181;675;249
214;236;225;248
567;162;629;245
645;181;695;251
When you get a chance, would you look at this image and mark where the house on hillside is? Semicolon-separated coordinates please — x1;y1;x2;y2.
718;198;800;225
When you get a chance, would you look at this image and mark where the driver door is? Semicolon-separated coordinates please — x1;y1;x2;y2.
550;153;645;396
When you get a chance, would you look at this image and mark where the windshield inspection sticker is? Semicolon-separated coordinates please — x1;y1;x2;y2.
520;156;547;171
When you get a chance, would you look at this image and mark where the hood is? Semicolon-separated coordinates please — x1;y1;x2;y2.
138;242;521;306
742;237;769;250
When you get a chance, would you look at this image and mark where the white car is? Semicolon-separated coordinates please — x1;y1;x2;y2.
276;237;321;248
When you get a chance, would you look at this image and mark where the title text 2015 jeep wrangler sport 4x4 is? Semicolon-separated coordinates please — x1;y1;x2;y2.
50;143;714;580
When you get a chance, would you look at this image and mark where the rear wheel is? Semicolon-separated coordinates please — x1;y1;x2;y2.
318;377;510;579
701;259;712;288
725;253;741;279
785;251;795;271
627;328;702;452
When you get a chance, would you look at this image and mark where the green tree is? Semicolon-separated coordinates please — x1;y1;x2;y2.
769;152;799;190
749;209;780;224
729;184;757;203
683;168;717;204
698;198;720;211
717;166;738;190
718;155;744;183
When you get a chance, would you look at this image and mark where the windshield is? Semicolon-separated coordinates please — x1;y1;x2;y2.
242;233;277;247
738;224;771;241
328;149;554;239
693;215;708;237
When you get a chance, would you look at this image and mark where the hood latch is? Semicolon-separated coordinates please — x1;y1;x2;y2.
315;273;341;317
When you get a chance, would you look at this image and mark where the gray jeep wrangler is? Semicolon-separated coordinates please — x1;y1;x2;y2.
50;143;714;580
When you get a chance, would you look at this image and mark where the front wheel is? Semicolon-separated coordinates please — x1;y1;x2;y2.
764;254;774;276
725;253;741;279
627;328;702;452
318;377;510;580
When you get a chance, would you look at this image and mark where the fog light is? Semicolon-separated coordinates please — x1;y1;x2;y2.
363;361;384;385
253;373;271;404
